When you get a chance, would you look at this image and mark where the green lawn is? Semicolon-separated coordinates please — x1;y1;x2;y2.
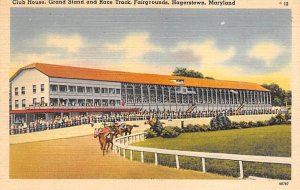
131;125;291;179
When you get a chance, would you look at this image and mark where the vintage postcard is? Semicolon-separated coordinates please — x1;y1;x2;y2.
0;0;300;189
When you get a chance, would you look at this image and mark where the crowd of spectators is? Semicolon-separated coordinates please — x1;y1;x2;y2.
10;108;277;135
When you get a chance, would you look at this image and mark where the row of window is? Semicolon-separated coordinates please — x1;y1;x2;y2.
15;97;45;108
50;85;121;95
15;84;44;96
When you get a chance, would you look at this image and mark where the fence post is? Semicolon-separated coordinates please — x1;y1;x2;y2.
130;150;133;160
239;160;244;179
123;149;126;159
175;155;180;169
155;153;158;166
202;158;206;173
141;151;144;163
118;147;121;156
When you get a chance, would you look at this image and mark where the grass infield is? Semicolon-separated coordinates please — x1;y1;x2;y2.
131;125;291;179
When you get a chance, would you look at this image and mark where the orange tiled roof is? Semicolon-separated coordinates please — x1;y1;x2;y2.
11;63;269;92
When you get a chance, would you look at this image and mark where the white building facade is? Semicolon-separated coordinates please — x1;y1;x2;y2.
9;63;272;124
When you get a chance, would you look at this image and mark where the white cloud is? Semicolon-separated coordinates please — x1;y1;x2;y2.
44;33;85;53
103;32;163;59
10;52;88;74
247;41;284;65
173;39;236;67
11;52;60;66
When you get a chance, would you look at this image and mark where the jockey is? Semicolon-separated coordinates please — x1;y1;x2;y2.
114;121;121;127
98;125;112;139
115;121;126;130
99;126;111;134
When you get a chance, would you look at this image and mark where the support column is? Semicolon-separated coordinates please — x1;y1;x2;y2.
202;88;204;104
224;89;227;104
228;90;231;105
162;86;165;104
168;87;171;103
133;85;136;103
232;91;235;104
210;89;214;104
155;86;158;103
240;91;243;104
125;84;128;103
197;88;200;104
222;90;225;105
206;89;209;104
141;84;143;104
259;92;262;110
259;91;262;104
175;88;178;104
263;92;267;112
148;86;151;103
192;88;195;104
219;89;222;104
247;90;252;115
215;89;218;105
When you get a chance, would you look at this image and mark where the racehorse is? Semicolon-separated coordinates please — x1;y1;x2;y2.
144;118;165;127
144;118;165;135
113;124;138;137
94;128;114;156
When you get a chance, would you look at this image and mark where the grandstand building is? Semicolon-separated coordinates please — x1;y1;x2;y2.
9;63;272;124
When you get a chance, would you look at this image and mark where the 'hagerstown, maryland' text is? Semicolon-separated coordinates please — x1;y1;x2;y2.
12;0;236;6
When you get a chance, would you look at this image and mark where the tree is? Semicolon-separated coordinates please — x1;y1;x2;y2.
261;83;292;106
172;67;204;78
273;97;282;106
285;90;292;106
172;67;214;79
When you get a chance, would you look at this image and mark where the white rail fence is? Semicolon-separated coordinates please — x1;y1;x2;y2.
113;132;291;179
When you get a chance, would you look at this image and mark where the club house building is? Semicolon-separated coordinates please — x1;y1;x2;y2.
9;63;272;124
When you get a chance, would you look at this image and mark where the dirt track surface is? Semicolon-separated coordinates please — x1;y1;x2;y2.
10;135;231;179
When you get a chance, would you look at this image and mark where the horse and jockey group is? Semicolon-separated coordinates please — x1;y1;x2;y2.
93;121;138;155
93;117;165;155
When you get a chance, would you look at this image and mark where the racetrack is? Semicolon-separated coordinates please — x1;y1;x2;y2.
10;135;232;179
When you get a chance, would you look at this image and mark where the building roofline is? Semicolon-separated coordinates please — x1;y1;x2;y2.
10;63;270;92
